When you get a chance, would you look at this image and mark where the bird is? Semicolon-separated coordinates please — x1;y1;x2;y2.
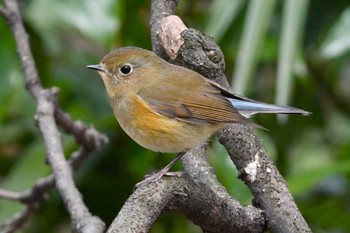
87;46;310;180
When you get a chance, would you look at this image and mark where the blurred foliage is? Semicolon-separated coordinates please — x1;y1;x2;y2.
0;0;350;232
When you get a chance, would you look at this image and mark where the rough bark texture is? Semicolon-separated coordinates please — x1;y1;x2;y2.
107;146;265;233
219;125;311;233
150;0;179;59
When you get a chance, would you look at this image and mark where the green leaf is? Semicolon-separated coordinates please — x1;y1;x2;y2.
320;6;350;59
203;0;244;42
288;160;350;195
231;0;276;94
24;0;121;51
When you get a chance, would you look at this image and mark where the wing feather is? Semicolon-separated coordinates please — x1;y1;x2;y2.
137;64;252;125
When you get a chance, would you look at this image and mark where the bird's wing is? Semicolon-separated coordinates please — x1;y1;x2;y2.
137;67;252;126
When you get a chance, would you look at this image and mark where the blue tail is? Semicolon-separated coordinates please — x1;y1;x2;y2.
228;98;310;118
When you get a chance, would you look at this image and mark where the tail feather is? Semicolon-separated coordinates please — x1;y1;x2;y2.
229;98;311;118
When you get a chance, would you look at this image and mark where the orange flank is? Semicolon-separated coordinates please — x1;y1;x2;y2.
131;95;179;139
116;95;220;153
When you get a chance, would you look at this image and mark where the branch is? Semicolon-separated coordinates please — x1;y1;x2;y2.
219;126;310;232
107;146;264;233
152;4;311;233
150;0;178;58
175;146;265;232
54;108;109;153
0;0;106;232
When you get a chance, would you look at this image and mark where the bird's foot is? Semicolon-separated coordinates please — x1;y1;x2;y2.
134;171;182;190
133;152;186;190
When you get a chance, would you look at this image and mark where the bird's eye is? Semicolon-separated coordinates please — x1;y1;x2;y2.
118;64;133;76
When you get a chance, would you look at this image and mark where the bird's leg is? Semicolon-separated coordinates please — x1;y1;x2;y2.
153;151;185;178
134;151;186;189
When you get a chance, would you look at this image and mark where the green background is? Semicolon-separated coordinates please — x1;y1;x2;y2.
1;0;350;232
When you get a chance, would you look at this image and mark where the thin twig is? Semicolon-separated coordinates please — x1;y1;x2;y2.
0;189;21;201
54;108;109;151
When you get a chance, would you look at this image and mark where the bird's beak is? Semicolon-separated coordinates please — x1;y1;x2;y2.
86;64;105;73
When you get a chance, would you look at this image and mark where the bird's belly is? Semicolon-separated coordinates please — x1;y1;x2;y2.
122;119;198;153
119;111;212;153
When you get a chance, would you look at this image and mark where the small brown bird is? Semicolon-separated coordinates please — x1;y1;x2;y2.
87;47;309;179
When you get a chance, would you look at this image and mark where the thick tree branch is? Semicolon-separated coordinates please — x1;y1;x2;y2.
107;146;264;233
173;146;265;233
150;0;178;58
218;125;310;232
107;177;181;233
0;0;106;232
